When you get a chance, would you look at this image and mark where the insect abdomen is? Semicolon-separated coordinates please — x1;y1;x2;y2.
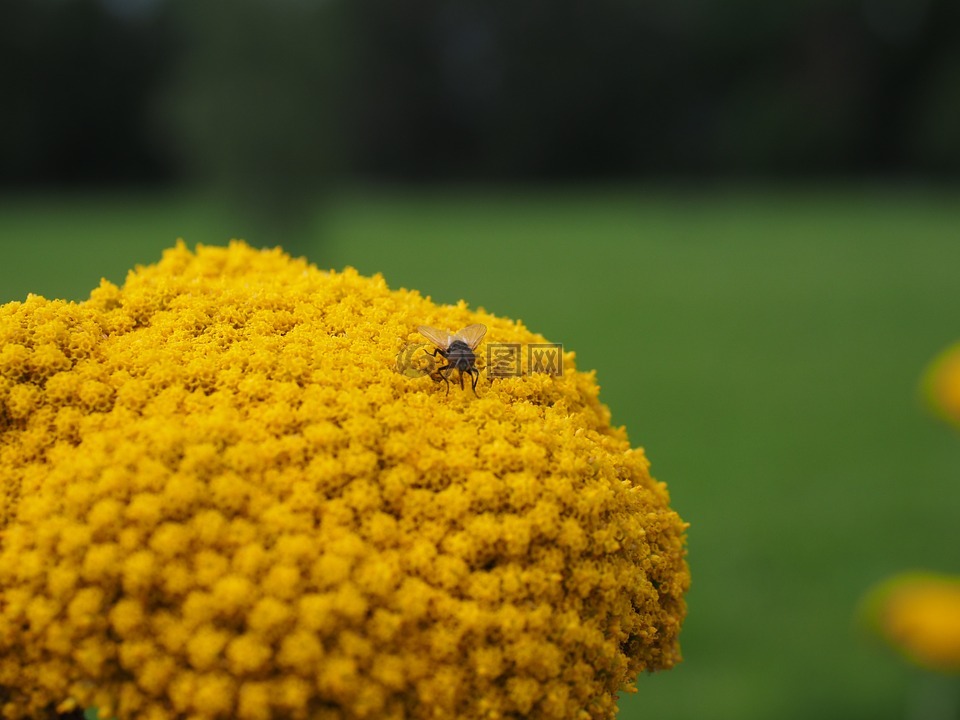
446;340;476;370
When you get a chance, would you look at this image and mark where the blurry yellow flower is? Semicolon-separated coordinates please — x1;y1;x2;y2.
922;342;960;427
0;241;689;719
862;573;960;673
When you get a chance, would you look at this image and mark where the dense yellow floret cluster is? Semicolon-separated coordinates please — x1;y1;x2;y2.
0;241;689;720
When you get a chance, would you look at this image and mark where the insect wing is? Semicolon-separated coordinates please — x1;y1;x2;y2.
455;323;487;350
417;325;453;350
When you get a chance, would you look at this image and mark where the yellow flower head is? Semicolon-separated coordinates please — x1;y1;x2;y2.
922;342;960;427
0;241;689;720
861;573;960;674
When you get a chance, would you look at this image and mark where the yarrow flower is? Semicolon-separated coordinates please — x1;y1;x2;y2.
922;342;960;427
861;573;960;674
0;241;689;720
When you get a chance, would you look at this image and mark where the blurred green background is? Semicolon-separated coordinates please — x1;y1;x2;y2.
2;1;960;719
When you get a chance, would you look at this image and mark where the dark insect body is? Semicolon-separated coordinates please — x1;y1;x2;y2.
417;324;487;396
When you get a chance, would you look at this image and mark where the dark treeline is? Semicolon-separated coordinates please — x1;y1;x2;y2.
2;0;959;190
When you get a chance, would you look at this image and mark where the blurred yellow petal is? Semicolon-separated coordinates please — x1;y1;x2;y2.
863;573;960;673
922;342;960;427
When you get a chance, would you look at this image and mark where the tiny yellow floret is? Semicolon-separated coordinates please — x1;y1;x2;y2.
0;241;688;719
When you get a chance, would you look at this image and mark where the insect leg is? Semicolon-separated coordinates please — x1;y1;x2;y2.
426;348;453;394
436;363;452;395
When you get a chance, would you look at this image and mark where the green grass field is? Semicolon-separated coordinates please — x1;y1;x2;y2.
2;185;959;720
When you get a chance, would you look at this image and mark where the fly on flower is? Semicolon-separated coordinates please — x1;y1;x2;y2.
417;323;487;396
